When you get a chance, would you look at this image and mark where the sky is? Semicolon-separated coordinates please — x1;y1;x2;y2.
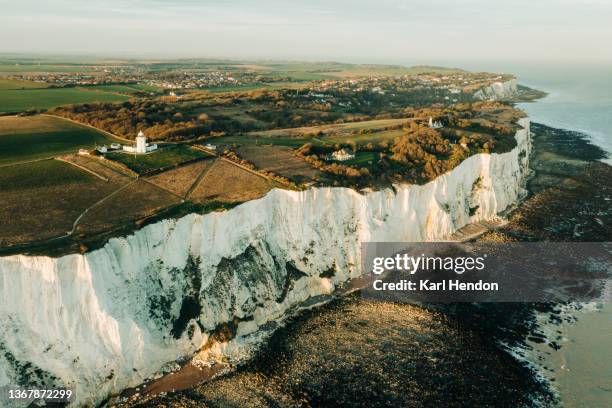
1;0;611;65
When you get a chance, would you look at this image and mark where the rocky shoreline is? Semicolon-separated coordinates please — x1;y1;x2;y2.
113;122;609;408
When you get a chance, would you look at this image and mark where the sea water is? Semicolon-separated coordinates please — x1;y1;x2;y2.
476;62;612;406
449;61;612;163
514;64;612;164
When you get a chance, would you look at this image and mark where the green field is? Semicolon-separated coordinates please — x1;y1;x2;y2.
0;159;97;190
0;64;96;73
0;79;49;90
88;84;162;94
0;80;130;113
0;115;117;165
325;129;404;145
106;145;208;174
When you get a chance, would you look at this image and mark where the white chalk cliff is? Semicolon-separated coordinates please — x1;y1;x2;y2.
0;118;531;406
474;79;518;101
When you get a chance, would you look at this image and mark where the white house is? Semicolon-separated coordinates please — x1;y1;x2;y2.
204;143;217;151
331;148;355;161
428;117;444;129
96;145;108;153
123;131;158;154
110;143;121;150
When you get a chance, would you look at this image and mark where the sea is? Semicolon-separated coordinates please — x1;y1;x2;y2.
470;61;612;407
466;62;612;164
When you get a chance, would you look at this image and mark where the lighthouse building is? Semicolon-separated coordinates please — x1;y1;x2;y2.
123;131;158;154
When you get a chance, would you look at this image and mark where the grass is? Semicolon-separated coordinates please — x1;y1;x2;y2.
203;84;274;93
0;159;97;190
212;135;315;148
0;86;129;113
0;64;96;73
249;118;413;139
190;160;276;203
147;158;216;197
75;179;181;235
325;129;404;145
106;145;207;175
87;84;162;94
237;145;319;183
0;79;49;90
0;115;117;165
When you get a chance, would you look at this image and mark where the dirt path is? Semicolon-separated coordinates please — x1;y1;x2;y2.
184;160;215;199
55;157;109;181
0;156;54;168
69;179;138;235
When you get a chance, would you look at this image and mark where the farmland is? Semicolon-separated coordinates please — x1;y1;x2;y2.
190;160;277;203
0;60;528;253
0;79;48;90
0;115;118;165
0;83;130;113
87;84;163;95
248;118;415;140
75;180;181;235
0;160;119;245
0;64;97;73
147;158;216;197
236;145;319;183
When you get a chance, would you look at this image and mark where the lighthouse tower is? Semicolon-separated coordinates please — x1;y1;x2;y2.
136;131;147;153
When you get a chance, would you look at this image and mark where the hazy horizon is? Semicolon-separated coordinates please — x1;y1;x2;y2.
2;0;612;65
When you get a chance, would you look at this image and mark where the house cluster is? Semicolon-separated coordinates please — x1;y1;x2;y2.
329;148;355;161
80;131;158;155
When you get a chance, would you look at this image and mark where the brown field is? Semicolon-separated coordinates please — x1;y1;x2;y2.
237;145;319;183
190;160;276;203
76;180;180;235
0;160;120;245
146;158;216;197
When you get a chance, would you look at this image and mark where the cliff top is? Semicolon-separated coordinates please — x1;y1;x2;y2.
0;67;540;256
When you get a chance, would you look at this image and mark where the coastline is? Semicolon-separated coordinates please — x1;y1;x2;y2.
0;112;531;406
112;121;611;407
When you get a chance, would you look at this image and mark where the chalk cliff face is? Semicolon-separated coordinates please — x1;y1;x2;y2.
0;118;531;406
474;79;518;100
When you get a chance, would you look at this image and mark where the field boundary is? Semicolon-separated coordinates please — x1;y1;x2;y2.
193;145;290;188
0;157;54;168
55;157;109;181
70;179;138;234
41;113;133;143
184;160;216;199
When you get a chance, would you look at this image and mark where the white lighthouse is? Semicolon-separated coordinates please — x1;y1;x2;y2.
123;130;158;154
136;131;147;153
